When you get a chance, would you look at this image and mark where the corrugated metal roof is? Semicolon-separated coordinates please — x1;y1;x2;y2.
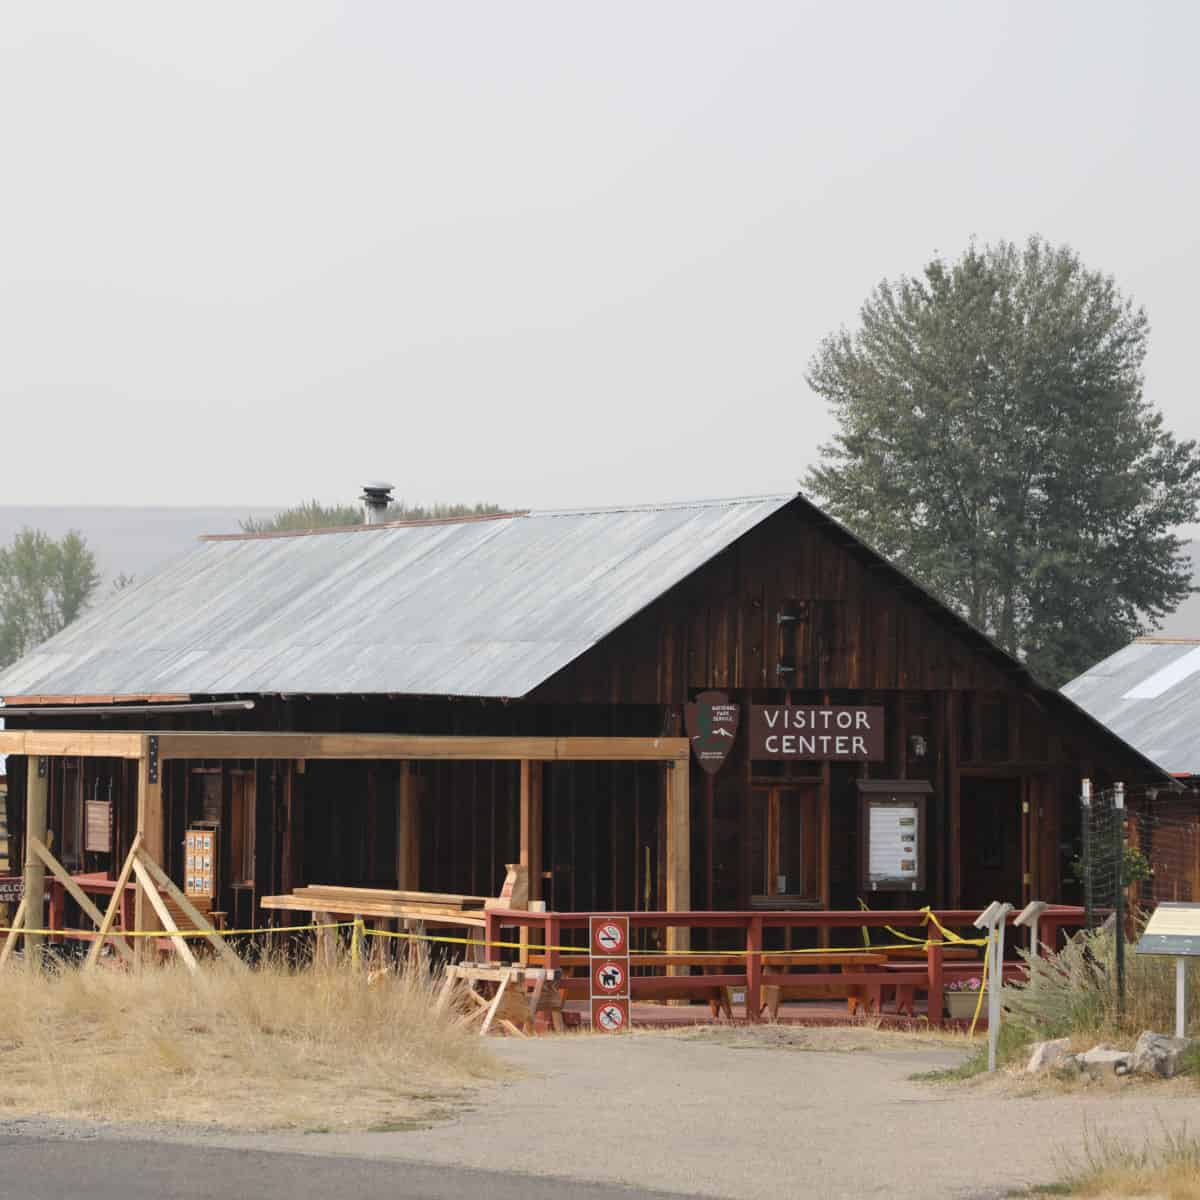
1061;638;1200;776
0;495;793;701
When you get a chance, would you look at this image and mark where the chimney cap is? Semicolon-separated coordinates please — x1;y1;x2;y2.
361;481;394;499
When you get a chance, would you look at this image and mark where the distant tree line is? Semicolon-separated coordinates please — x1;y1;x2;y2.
239;499;508;534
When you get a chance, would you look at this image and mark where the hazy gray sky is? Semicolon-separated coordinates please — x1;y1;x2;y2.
2;2;1197;513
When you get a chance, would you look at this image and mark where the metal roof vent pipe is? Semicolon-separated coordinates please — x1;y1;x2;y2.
361;482;394;525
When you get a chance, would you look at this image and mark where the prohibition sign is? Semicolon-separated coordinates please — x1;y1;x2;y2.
590;915;629;955
592;959;626;994
592;999;629;1032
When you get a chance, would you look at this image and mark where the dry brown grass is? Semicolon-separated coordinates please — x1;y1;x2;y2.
1034;1127;1200;1198
0;955;499;1131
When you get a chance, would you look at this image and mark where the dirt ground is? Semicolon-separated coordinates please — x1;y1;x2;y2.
5;1026;1198;1199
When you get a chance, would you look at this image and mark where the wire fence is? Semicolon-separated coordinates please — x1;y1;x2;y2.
1079;780;1200;1019
1082;783;1200;921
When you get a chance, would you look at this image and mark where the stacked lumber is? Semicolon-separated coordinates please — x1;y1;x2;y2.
260;885;491;926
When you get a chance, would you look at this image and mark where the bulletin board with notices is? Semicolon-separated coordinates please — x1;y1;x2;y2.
857;781;931;892
185;826;219;901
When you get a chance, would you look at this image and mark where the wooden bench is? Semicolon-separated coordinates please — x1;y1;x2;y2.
758;953;889;1019
529;953;744;1017
532;951;897;1019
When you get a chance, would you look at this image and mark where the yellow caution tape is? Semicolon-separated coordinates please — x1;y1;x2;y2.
967;940;990;1037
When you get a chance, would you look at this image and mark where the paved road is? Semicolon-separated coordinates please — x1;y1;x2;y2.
0;1135;686;1200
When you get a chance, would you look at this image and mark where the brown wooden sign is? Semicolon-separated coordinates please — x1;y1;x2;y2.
749;705;885;761
685;690;740;775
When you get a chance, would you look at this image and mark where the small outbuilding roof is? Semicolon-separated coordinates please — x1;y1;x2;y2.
1061;638;1200;777
0;495;792;701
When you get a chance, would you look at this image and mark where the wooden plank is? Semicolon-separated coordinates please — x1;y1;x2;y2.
23;757;48;963
259;895;488;926
0;896;28;968
292;885;486;908
30;837;134;965
131;856;199;972
134;849;245;970
84;835;142;969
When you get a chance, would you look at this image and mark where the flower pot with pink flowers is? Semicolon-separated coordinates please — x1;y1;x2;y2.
944;977;984;1020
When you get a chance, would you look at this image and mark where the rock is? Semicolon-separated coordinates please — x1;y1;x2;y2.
1078;1044;1131;1075
1026;1038;1071;1073
1130;1030;1196;1079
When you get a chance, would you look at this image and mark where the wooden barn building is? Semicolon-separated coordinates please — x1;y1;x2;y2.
0;491;1169;935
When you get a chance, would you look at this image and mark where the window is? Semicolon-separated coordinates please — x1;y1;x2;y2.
750;785;819;905
228;771;255;886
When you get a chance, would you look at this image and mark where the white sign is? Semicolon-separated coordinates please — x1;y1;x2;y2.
868;804;920;883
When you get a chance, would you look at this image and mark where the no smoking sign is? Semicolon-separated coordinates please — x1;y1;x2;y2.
589;915;628;956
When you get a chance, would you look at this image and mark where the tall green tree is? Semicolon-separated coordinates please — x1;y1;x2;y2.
240;498;506;533
0;529;102;668
806;236;1200;687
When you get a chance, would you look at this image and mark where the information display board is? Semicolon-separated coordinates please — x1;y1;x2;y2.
857;781;930;893
185;826;219;901
1135;902;1200;958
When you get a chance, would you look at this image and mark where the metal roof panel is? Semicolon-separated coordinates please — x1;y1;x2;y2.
0;495;793;700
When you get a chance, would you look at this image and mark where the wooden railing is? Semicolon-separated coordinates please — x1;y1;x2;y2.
485;906;1087;1026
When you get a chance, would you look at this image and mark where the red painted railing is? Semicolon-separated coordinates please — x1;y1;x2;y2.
485;906;1087;1025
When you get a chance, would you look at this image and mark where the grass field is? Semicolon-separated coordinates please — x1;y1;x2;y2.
0;956;498;1131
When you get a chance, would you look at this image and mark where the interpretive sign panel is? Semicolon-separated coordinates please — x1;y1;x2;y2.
750;706;885;761
857;784;929;893
1135;902;1200;958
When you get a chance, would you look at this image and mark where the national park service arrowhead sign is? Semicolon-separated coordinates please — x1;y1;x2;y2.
685;690;740;775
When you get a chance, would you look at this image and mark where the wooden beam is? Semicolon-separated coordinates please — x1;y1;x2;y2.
0;729;689;763
133;741;163;953
22;757;48;964
665;762;691;955
29;837;135;965
0;731;144;759
152;732;690;763
397;764;420;891
519;761;544;903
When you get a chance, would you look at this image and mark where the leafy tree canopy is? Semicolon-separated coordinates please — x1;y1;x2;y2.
0;529;101;669
806;236;1200;687
240;498;508;534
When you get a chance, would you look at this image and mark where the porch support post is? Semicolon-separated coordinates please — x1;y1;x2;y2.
519;761;543;903
22;756;49;965
133;736;164;955
397;763;420;891
665;761;690;954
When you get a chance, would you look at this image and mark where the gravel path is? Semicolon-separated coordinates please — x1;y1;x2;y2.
5;1029;1196;1199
